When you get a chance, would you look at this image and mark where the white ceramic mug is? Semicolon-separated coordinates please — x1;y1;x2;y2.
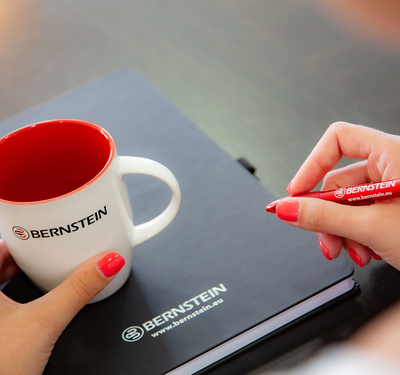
0;119;181;302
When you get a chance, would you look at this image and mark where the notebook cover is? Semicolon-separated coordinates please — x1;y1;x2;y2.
0;69;354;375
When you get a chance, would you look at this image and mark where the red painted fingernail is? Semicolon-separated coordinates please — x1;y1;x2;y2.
347;248;363;267
97;252;125;278
370;251;382;260
276;200;299;222
318;239;332;260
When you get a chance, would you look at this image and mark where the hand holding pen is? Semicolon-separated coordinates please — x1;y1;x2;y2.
267;179;400;213
266;122;400;269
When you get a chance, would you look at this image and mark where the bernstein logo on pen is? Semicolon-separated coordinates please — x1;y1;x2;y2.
334;188;346;199
12;205;108;240
266;179;400;213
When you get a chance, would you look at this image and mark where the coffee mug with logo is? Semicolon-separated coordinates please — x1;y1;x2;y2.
0;119;181;302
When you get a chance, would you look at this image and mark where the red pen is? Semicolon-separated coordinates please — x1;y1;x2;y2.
266;179;400;213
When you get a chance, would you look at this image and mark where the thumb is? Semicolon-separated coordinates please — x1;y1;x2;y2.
32;251;125;332
274;197;400;268
275;197;374;243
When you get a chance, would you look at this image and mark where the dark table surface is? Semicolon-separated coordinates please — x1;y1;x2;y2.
1;1;400;373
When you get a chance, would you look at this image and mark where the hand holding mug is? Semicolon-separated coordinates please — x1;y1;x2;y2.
0;119;181;302
0;240;125;375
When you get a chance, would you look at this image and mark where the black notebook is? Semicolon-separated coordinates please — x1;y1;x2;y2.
1;69;354;375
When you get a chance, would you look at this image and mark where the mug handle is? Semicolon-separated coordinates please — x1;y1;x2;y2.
119;156;181;246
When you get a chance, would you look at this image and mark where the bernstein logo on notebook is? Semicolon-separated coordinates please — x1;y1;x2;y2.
12;206;108;240
121;326;145;342
122;283;227;342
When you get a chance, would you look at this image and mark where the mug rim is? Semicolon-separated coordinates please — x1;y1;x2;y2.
0;119;116;205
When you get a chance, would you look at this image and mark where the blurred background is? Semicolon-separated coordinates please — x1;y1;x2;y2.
2;0;400;197
2;0;400;373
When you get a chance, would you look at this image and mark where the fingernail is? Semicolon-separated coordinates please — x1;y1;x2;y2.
97;252;125;278
266;200;279;213
286;179;293;194
347;248;363;267
276;200;299;222
318;239;332;260
370;250;382;261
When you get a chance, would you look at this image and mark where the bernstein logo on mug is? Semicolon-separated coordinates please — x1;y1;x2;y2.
13;206;108;240
12;226;30;240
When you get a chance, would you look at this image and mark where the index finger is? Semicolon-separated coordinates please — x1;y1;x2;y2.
0;240;9;269
0;240;20;285
289;122;381;195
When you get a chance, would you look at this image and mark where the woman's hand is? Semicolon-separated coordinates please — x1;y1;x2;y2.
0;242;20;285
272;122;400;269
0;240;125;375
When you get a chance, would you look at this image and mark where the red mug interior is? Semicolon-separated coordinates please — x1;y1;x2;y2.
0;120;114;203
